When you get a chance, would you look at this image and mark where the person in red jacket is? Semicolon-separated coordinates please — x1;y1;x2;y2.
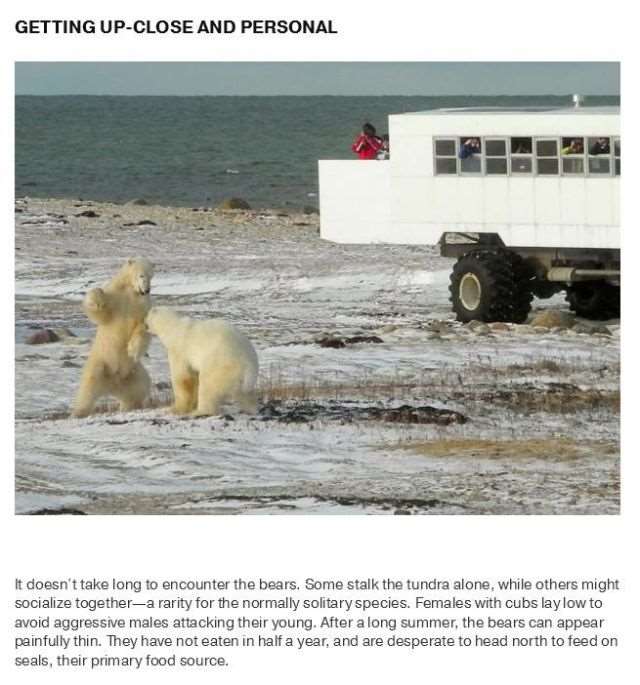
351;122;383;160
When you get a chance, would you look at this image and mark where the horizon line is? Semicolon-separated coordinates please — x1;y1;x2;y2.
14;92;621;98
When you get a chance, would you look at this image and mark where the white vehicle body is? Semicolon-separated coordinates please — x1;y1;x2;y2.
319;105;620;323
319;106;620;250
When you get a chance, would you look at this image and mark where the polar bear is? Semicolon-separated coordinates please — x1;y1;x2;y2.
146;307;259;416
72;258;154;418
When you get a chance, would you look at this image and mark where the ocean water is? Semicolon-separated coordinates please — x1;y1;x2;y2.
15;95;619;209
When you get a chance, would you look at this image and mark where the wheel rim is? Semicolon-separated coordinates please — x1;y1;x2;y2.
459;273;482;311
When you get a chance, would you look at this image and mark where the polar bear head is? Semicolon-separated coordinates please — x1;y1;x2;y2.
121;257;154;296
146;306;180;338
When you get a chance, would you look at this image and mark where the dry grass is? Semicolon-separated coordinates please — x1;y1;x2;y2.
386;438;619;460
259;379;422;402
25;355;619;423
31;390;174;422
258;370;620;415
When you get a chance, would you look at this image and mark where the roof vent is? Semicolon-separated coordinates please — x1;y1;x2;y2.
572;94;585;108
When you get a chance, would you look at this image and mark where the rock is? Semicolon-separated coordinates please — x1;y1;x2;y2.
345;335;383;345
425;321;450;333
218;197;251;210
129;198;148;206
303;205;319;215
52;327;76;340
123;220;157;227
26;329;60;345
62;336;90;346
61;360;81;368
317;337;346;349
75;210;100;218
381;324;397;333
28;507;86;515
471;324;491;335
464;319;485;330
572;323;593;335
489;322;510;332
591;325;612;336
530;310;575;329
514;325;536;334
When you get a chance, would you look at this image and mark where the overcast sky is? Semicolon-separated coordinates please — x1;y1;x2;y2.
15;62;620;96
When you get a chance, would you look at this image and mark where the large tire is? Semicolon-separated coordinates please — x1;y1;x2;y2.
531;280;562;300
449;250;533;323
566;282;620;320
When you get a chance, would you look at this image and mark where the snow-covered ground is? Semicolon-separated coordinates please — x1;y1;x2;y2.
15;198;620;514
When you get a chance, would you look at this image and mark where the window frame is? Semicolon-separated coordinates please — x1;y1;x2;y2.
510;136;534;175
433;137;459;175
458;137;483;176
534;137;560;176
560;136;586;176
586;136;614;177
484;137;509;176
431;134;619;178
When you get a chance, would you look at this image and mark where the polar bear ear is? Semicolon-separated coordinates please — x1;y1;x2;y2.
126;258;135;265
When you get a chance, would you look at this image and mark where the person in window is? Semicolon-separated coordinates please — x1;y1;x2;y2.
458;138;481;159
513;140;532;154
377;134;390;160
561;139;583;155
351;123;383;160
590;137;610;155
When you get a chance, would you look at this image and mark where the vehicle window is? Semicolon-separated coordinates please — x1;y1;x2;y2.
511;137;532;154
536;139;559;174
486;158;508;174
561;137;585;174
460;156;482;173
536;140;558;157
435;139;456;156
587;136;612;175
588;157;611;174
588;136;611;156
485;138;507;175
510;137;533;174
434;138;458;174
511;157;533;173
458;137;482;174
433;134;619;177
435;158;457;174
486;140;506;156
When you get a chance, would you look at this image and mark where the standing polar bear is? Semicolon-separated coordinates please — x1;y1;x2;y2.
72;258;154;418
146;307;259;416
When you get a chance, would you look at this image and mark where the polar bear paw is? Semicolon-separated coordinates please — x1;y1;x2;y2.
85;287;107;311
